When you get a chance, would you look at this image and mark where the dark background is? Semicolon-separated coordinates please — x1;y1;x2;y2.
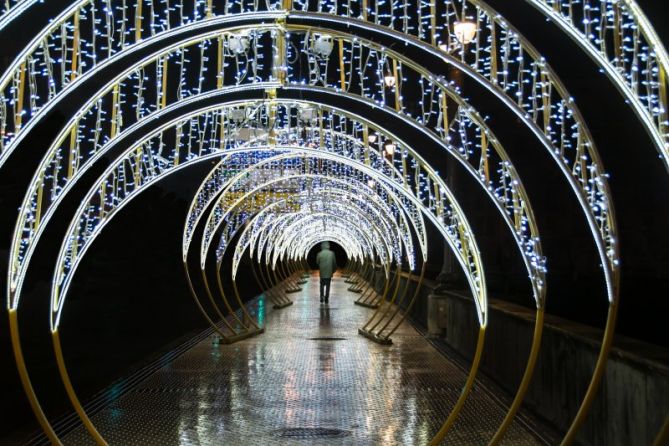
1;1;668;443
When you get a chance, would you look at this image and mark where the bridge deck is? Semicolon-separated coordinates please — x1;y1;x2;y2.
63;273;544;445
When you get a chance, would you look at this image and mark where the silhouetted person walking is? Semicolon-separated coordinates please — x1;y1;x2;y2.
316;241;337;303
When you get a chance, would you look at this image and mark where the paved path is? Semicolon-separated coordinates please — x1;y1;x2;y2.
64;274;543;445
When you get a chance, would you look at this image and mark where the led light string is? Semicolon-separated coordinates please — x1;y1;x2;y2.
3;0;666;442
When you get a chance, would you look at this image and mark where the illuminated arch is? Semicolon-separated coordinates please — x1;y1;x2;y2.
8;81;548;443
0;6;617;320
523;0;669;169
2;0;666;444
46;151;486;444
230;187;414;277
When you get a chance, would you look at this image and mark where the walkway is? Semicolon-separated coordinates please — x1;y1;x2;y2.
63;274;544;445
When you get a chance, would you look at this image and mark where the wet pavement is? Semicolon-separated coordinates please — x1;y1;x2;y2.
63;273;544;445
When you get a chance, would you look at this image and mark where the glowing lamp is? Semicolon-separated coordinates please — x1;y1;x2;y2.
368;133;378;144
454;21;477;45
312;34;334;58
383;72;396;88
228;32;250;54
229;107;250;123
367;179;376;188
298;106;317;122
236;128;268;142
383;140;396;156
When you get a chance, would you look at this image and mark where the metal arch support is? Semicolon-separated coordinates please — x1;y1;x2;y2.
204;173;395;271
5;91;490;446
193;151;480;316
267;211;391;271
271;198;405;267
522;0;669;172
260;211;404;316
200;171;396;306
5;22;546;310
5;27;543;318
202;170;403;276
230;187;412;277
265;219;366;264
190;146;412;271
260;217;371;273
220;195;395;274
182;153;285;330
234;190;408;277
0;0;35;31
194;154;424;274
269;209;395;271
262;215;375;270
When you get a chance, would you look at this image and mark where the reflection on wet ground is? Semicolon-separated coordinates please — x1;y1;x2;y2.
64;274;543;445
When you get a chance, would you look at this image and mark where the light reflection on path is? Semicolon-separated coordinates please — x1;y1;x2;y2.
64;274;542;445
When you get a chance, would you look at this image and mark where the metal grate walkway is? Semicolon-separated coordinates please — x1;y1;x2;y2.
62;274;544;445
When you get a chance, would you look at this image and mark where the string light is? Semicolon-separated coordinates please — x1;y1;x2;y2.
1;16;618;315
0;6;628;316
4;0;663;441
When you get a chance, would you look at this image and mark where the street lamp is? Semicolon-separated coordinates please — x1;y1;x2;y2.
383;140;396;156
383;72;396;88
228;32;250;54
311;33;334;58
298;105;317;123
229;107;251;123
453;20;477;45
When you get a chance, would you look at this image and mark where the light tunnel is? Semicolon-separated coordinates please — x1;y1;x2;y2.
0;0;667;445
